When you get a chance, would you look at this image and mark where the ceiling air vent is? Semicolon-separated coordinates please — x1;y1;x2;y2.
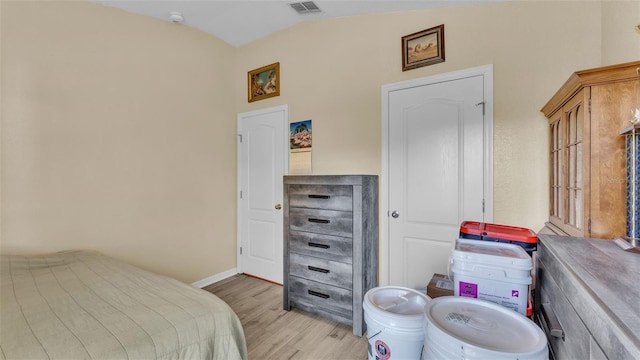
289;1;322;15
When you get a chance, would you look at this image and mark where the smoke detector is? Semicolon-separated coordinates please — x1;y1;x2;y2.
289;2;321;15
169;11;184;24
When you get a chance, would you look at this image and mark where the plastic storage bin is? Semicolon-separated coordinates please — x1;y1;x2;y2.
460;221;538;255
451;239;532;315
363;286;430;360
423;296;548;359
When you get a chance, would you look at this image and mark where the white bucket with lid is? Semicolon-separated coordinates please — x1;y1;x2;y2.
363;286;431;360
451;239;532;315
423;296;547;360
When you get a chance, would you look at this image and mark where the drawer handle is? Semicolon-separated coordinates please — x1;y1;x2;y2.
308;194;330;199
540;303;565;341
308;266;330;274
308;218;330;224
308;242;330;249
308;290;330;299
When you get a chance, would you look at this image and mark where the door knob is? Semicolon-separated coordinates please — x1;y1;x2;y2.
391;210;400;218
275;204;282;210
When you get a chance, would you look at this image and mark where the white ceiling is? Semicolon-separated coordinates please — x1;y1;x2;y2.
91;0;499;47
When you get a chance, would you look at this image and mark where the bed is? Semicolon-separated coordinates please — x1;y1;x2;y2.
0;250;247;360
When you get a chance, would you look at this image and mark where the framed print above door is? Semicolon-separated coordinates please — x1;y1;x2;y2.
402;24;445;71
248;62;280;102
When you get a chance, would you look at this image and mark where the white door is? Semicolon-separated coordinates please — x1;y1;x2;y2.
382;66;493;289
237;105;288;284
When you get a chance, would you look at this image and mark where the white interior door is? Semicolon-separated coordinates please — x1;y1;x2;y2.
237;105;288;284
382;66;493;289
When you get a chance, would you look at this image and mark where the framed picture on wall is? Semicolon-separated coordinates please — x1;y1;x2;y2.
290;120;312;151
248;62;280;102
402;24;445;71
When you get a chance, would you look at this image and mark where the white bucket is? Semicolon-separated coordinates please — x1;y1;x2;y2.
363;286;431;360
451;239;532;315
423;296;547;360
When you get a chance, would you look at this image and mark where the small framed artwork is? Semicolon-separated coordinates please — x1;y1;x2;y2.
248;62;280;102
290;120;312;151
290;120;312;175
402;24;445;71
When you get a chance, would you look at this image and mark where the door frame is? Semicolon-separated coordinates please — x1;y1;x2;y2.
236;104;289;278
380;65;494;286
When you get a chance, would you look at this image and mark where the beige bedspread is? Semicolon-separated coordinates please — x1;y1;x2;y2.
0;250;247;360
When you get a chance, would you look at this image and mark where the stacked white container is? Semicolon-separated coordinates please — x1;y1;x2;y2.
450;239;532;315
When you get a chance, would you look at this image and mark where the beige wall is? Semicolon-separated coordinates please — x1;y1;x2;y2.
1;0;637;283
235;1;605;232
601;0;640;65
1;1;238;283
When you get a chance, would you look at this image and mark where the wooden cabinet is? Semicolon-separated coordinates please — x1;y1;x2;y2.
541;61;640;239
283;175;378;336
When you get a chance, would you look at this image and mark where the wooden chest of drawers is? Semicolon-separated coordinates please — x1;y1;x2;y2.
283;175;378;336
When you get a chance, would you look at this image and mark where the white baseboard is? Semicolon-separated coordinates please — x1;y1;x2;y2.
191;268;238;288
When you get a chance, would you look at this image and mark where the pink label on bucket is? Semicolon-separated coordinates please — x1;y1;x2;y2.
459;281;478;298
374;340;390;360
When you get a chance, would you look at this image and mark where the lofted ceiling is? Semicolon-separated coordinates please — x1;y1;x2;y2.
90;0;500;47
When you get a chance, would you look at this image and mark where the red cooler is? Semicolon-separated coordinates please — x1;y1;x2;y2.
459;221;538;255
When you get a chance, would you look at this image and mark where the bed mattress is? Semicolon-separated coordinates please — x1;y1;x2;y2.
0;250;247;360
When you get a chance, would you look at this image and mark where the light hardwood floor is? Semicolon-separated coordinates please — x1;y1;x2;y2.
204;274;369;360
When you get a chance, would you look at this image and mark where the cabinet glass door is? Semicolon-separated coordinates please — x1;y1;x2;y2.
550;118;562;220
565;101;583;232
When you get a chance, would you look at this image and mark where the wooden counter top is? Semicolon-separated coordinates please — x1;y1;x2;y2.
537;234;640;359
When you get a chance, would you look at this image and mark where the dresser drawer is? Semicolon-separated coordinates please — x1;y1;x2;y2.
289;231;353;263
287;184;352;211
290;253;353;289
289;208;353;237
288;276;353;319
538;259;591;360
